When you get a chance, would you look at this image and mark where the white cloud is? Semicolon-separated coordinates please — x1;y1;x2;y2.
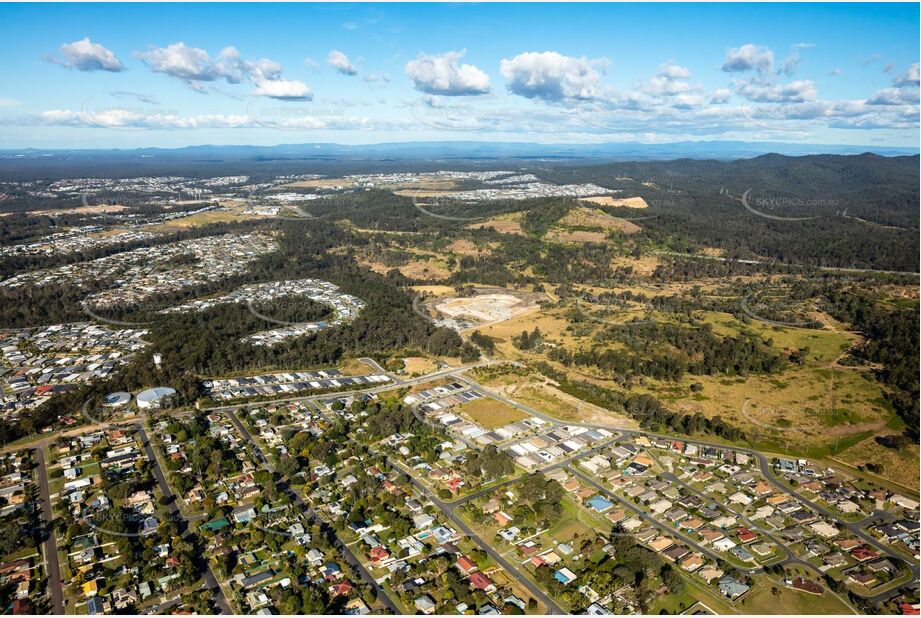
671;93;705;109
34;108;250;129
500;51;604;101
224;51;283;82
867;62;920;105
642;76;692;97
710;88;732;104
896;62;920;87
136;42;286;91
722;44;774;74
14;107;377;131
658;60;691;80
779;53;801;77
106;91;160;105
640;62;694;97
405;50;490;96
736;79;818;103
364;72;390;83
327;50;357;76
137;42;222;83
47;38;125;72
251;78;312;101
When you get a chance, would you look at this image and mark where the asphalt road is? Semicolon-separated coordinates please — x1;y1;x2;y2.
16;364;918;613
34;446;65;615
452;372;920;603
224;409;402;614
200;362;485;415
137;426;233;615
389;458;567;615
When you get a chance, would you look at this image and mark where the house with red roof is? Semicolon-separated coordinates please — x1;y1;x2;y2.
368;545;391;564
852;547;879;562
469;571;496;593
329;582;354;597
455;555;477;575
737;527;758;544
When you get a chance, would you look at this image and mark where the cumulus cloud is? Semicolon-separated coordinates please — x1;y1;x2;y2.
46;37;125;72
640;61;694;97
500;51;604;101
736;79;818;103
779;53;801;77
251;78;312;101
710;88;732;104
136;42;288;92
137;42;222;83
671;93;705;109
327;50;357;76
658;60;691;80
896;62;920;87
867;62;920;106
405;50;490;96
722;44;774;74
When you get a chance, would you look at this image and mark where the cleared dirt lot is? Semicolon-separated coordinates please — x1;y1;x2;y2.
579;196;649;208
432;288;546;325
467;219;524;235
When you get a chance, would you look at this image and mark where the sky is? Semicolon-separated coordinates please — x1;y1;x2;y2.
0;2;918;149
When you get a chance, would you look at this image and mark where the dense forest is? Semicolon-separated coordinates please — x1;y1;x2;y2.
540;154;919;272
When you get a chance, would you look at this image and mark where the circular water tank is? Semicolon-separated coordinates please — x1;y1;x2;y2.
103;391;131;408
136;386;177;409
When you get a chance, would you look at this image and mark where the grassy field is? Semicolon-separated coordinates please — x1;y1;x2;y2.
455;397;527;429
338;358;374;376
147;205;259;232
834;436;920;492
473;307;574;359
399;356;439;376
737;576;856;615
700;310;857;364
555;206;642;234
357;256;452;280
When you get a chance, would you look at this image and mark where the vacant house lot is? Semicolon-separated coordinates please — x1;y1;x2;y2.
455;397;528;429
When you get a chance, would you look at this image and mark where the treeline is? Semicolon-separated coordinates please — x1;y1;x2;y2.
823;287;920;440
548;322;786;382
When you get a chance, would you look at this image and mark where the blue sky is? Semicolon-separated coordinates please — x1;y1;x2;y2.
0;2;918;148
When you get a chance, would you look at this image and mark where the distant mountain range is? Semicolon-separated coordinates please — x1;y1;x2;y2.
1;140;917;180
1;140;918;161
